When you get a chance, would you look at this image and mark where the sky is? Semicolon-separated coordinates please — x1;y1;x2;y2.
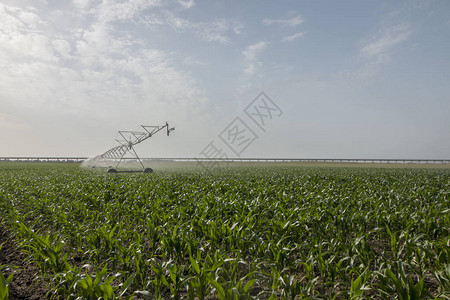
0;0;449;159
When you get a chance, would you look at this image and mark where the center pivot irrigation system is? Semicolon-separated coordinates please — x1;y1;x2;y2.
92;122;175;173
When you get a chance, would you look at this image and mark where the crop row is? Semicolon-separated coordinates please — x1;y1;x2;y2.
0;164;449;299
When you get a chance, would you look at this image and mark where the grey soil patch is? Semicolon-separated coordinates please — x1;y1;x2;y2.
0;226;49;299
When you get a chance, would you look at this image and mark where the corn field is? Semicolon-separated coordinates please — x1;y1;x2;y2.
0;163;449;299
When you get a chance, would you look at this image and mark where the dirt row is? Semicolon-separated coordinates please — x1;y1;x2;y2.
0;226;49;300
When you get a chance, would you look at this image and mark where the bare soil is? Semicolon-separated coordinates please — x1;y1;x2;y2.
0;226;49;300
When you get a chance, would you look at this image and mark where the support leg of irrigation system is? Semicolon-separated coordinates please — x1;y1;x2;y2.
130;146;145;169
115;153;126;169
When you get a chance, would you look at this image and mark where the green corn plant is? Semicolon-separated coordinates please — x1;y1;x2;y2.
15;223;71;275
315;246;328;279
434;239;450;270
163;261;183;299
386;225;402;261
207;257;252;299
0;265;13;300
351;234;372;268
232;277;256;300
349;268;371;300
433;264;450;298
376;267;429;300
160;223;188;263
268;268;281;299
186;247;226;300
49;268;79;298
0;163;449;299
114;243;135;273
34;234;71;274
222;258;240;282
148;260;169;300
73;265;117;300
133;250;150;287
300;260;314;281
279;274;301;300
118;273;136;300
187;250;209;300
98;224;119;253
206;275;231;300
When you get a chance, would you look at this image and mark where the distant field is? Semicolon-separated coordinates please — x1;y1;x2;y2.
0;163;449;299
80;159;450;171
196;161;450;169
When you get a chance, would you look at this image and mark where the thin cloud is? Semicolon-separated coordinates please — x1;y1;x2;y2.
94;0;162;23
72;0;91;9
179;0;195;9
233;22;244;35
198;19;230;43
361;24;411;59
243;41;267;75
243;41;267;60
52;39;72;59
263;15;304;27
0;2;207;127
143;11;231;44
282;32;304;42
340;23;413;81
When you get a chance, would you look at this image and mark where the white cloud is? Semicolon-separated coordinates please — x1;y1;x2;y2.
179;0;195;9
0;4;43;35
0;2;208;142
154;11;231;44
0;6;59;63
282;32;304;42
233;22;244;34
17;10;42;27
72;0;91;9
94;0;162;23
52;38;72;59
337;23;413;82
243;41;267;60
196;19;230;43
127;8;237;44
242;41;267;75
360;24;411;60
263;15;304;27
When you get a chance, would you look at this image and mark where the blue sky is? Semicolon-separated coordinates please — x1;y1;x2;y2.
0;0;449;158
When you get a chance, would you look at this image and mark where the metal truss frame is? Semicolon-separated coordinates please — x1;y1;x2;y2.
94;122;174;170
